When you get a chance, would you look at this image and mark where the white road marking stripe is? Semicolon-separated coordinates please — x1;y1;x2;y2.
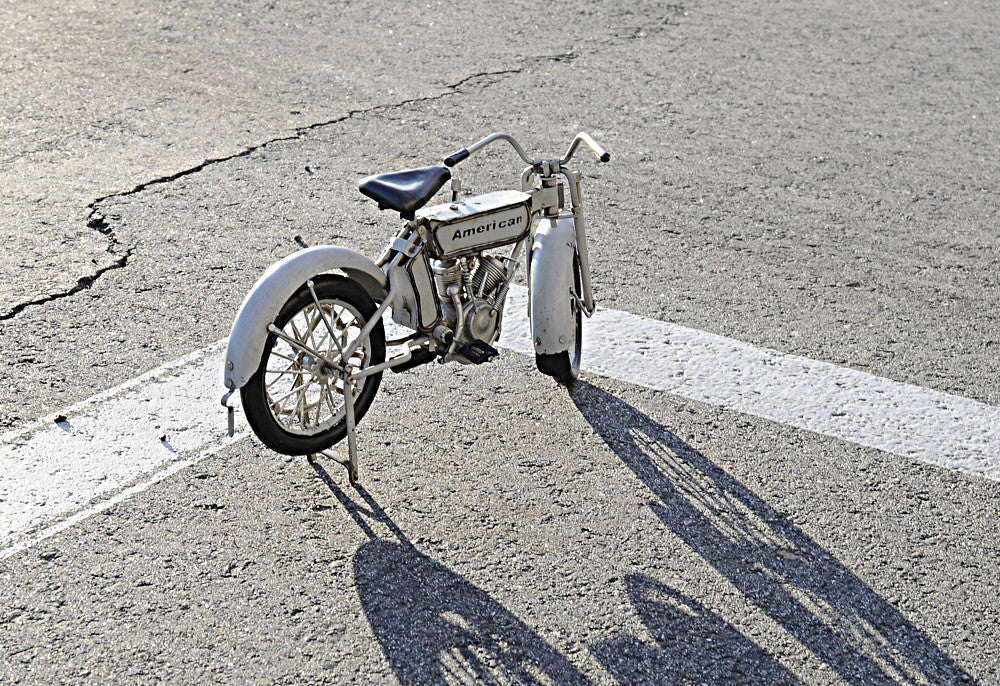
2;286;997;558
0;341;249;559
500;287;1000;478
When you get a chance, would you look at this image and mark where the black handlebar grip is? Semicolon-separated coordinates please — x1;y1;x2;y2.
600;151;611;163
444;149;470;167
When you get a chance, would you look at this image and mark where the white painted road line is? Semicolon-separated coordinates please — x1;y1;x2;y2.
500;287;999;477
0;342;249;559
2;286;998;558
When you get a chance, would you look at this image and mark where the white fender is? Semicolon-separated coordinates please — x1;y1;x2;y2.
224;246;388;390
529;216;577;356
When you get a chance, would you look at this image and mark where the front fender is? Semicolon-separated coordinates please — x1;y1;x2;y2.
529;216;577;356
223;246;387;390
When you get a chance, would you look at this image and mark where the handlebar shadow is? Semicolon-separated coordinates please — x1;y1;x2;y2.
591;574;800;685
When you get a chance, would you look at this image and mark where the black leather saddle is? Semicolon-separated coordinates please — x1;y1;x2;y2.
358;165;451;219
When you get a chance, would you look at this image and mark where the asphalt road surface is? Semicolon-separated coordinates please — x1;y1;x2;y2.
2;0;999;683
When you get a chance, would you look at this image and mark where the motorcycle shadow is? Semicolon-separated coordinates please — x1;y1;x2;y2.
569;381;976;686
590;574;800;685
312;470;591;686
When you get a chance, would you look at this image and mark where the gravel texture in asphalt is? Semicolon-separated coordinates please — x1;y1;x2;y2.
1;0;998;683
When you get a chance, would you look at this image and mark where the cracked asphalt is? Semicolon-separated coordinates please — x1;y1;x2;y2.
2;0;999;683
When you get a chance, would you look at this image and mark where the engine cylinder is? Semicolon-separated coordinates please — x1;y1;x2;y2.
431;259;462;299
470;255;507;296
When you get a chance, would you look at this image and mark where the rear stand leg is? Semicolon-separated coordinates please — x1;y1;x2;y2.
307;370;360;484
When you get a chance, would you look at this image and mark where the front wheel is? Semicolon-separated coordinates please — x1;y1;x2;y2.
535;259;582;385
241;275;386;455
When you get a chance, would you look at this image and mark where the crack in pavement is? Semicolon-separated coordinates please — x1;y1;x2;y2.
0;250;133;323
3;53;576;323
1;208;132;322
85;54;575;208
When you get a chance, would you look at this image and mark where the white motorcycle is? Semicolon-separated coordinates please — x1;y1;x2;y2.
222;131;610;481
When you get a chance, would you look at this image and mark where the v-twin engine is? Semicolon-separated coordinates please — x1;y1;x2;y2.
431;254;511;356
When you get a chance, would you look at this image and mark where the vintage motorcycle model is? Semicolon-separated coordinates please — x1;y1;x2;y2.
222;131;609;481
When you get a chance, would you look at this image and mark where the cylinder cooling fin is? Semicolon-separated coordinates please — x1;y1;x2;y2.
471;255;507;296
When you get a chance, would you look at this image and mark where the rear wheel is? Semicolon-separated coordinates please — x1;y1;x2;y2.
241;275;386;455
535;259;582;385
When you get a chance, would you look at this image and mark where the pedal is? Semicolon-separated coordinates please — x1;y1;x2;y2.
456;339;499;364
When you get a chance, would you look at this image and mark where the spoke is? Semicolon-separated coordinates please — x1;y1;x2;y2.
314;382;328;425
315;382;337;426
309;396;326;428
307;282;346;359
295;378;312;427
269;377;314;407
265;366;306;390
311;323;332;355
296;393;306;427
265;355;302;381
266;366;305;375
289;317;306;345
270;351;301;365
306;396;319;428
307;389;325;428
323;384;342;417
268;324;336;367
305;307;325;351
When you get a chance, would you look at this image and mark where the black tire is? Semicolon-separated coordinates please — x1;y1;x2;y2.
241;275;386;455
535;259;582;385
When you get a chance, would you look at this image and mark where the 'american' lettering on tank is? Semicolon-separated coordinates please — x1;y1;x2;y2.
452;214;523;241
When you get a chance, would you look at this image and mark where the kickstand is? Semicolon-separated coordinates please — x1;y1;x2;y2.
307;369;359;484
309;448;359;484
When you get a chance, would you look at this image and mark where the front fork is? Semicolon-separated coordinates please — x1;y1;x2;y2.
523;165;596;316
563;168;596;316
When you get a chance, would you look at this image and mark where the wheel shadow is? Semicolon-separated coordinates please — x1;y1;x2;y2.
311;464;591;686
570;381;976;685
591;575;800;685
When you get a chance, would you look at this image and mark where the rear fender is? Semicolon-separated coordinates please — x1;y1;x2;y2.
529;216;577;356
224;246;387;390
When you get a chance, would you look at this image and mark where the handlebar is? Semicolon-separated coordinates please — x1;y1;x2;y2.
443;131;610;168
442;149;471;167
561;132;610;164
444;132;533;167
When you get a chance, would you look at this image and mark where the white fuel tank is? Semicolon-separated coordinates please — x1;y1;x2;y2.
418;190;531;258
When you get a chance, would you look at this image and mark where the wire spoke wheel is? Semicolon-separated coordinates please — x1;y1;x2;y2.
241;276;386;455
266;301;365;432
